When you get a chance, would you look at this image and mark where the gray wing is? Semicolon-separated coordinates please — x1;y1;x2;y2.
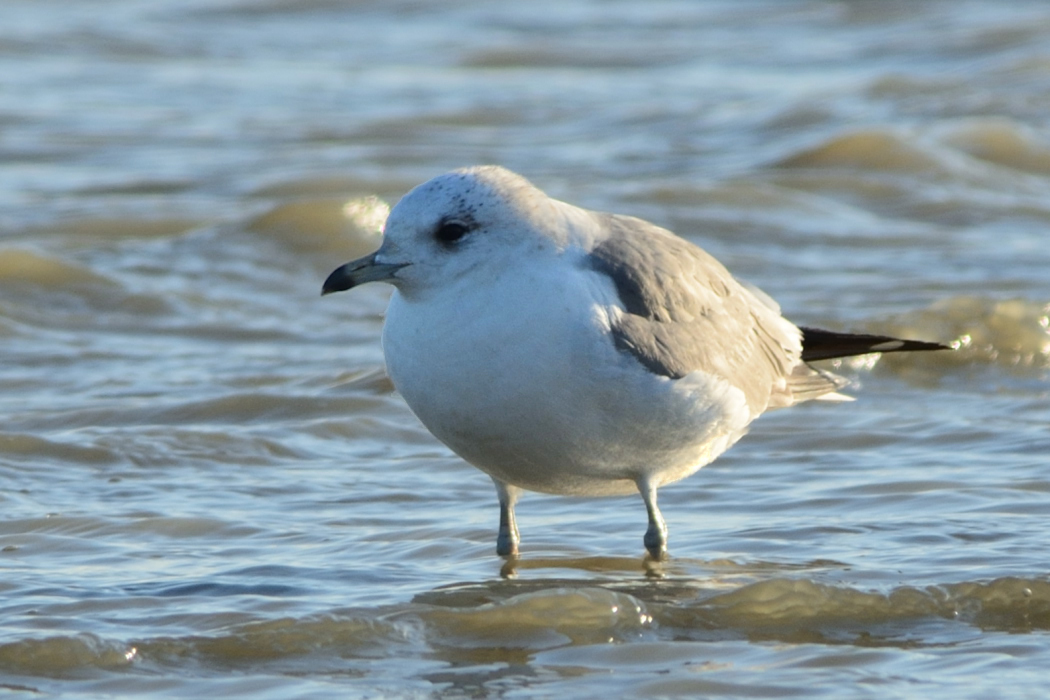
586;213;838;413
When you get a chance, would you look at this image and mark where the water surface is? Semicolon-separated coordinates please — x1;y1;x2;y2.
2;1;1049;697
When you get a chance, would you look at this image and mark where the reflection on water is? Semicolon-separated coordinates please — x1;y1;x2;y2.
1;0;1049;697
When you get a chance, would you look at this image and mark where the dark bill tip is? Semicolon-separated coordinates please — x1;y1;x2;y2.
321;253;407;296
321;262;356;296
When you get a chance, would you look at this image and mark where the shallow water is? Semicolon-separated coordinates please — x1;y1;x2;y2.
2;1;1050;697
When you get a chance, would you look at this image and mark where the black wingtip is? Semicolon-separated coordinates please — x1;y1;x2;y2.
800;327;952;363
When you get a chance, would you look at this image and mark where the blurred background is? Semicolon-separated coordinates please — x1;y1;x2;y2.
1;1;1049;697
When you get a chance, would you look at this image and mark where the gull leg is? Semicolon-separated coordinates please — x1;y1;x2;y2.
638;478;668;559
493;479;521;557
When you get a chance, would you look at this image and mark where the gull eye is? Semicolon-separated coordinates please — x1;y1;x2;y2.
434;220;470;245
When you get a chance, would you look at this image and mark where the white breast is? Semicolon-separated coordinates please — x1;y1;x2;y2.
381;258;753;496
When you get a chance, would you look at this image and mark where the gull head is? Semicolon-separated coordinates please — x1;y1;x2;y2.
322;166;570;300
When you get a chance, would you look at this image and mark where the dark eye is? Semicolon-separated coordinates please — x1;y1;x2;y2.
435;220;470;244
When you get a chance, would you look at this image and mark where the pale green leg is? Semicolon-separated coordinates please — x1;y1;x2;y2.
493;479;521;557
639;478;668;559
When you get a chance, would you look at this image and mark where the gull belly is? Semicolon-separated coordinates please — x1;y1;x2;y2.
381;254;752;498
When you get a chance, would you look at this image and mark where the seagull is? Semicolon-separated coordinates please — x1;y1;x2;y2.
322;166;947;559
